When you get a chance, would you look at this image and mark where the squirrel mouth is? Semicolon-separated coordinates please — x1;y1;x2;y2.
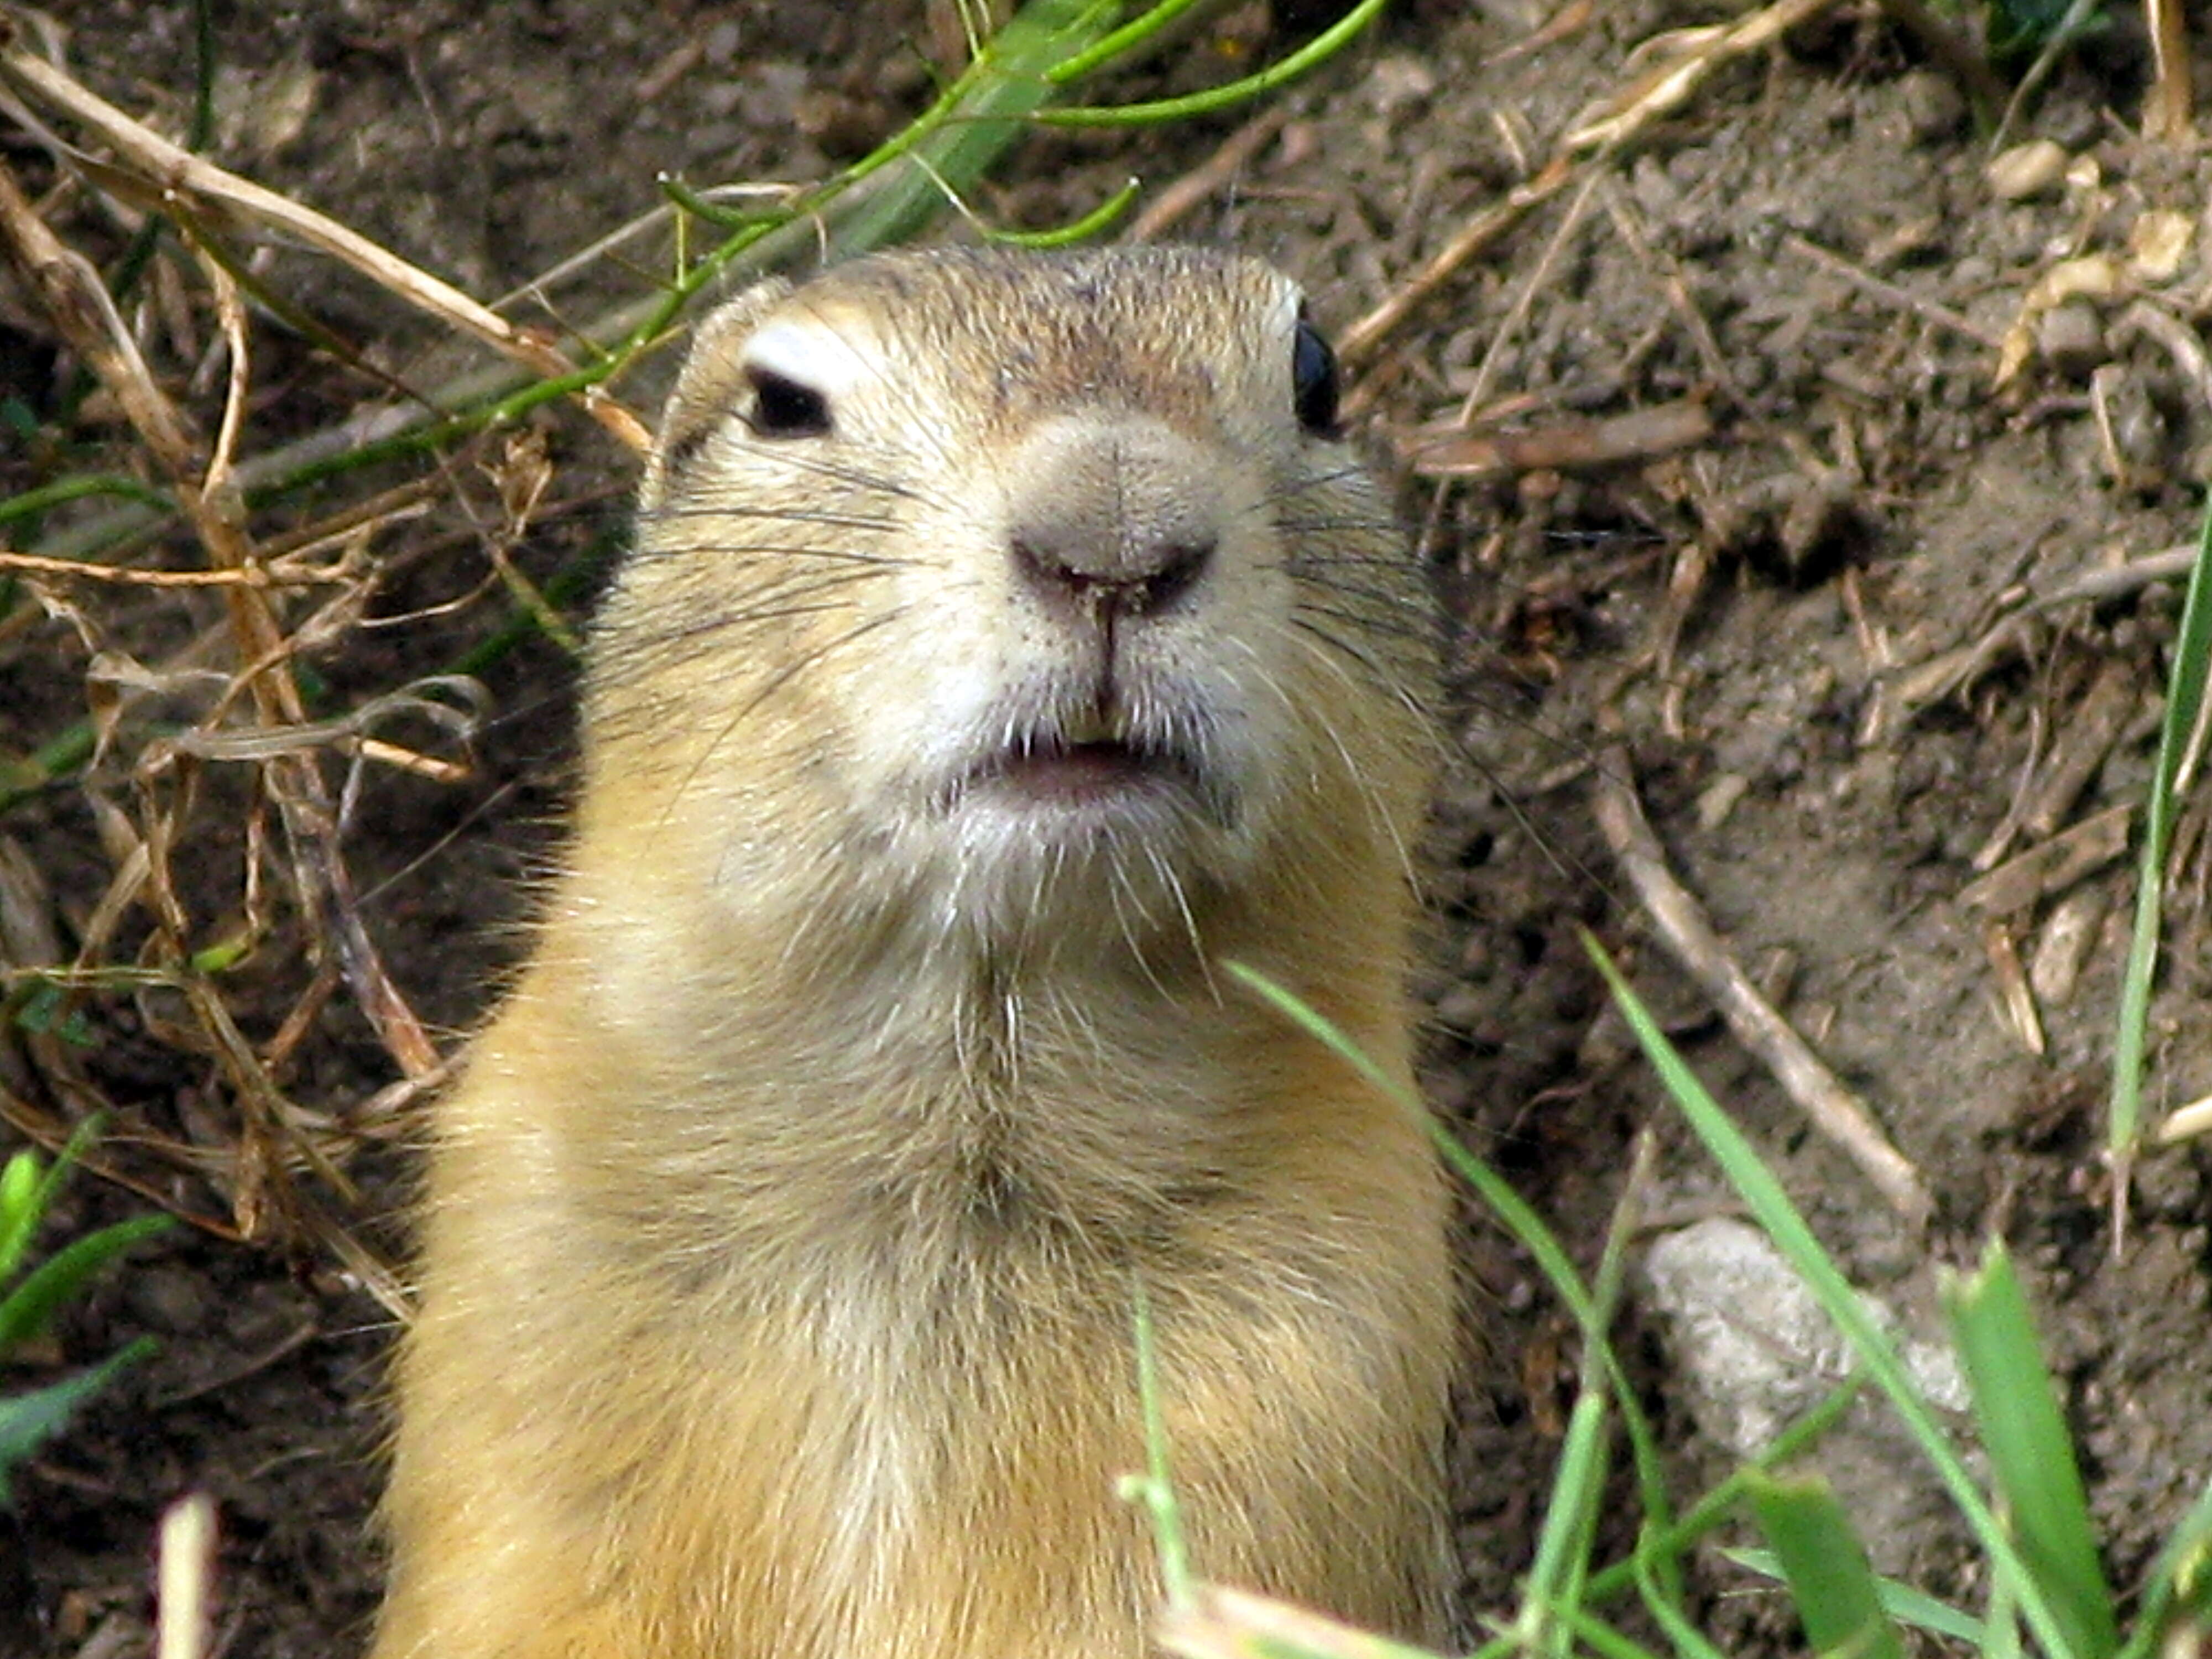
978;737;1190;805
953;727;1214;815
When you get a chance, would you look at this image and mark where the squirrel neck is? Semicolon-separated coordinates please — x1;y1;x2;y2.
505;787;1416;1261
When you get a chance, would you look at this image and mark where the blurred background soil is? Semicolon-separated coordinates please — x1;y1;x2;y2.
6;1;2212;1653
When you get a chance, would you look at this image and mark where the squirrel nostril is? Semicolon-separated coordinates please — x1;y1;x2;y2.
1011;529;1217;619
1140;537;1213;610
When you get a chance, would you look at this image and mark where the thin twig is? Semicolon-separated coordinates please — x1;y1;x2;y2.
1600;177;1746;410
178;236;444;1084
1342;0;1844;365
1490;0;1596;65
1406;396;1713;479
1563;0;1840;152
1594;748;1935;1227
1340;152;1573;366
1783;233;2004;350
1457;167;1602;424
2031;544;2196;609
1128;105;1292;242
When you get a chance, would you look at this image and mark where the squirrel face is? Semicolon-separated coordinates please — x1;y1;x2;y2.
605;248;1432;963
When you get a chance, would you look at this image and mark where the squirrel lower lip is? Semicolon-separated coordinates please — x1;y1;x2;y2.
964;741;1196;809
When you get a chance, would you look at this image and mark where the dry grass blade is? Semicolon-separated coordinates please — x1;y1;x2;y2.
1783;233;2003;351
2146;0;2193;141
0;158;195;470
0;19;650;454
156;1491;217;1659
1340;153;1572;365
1563;0;1840;152
0;124;441;1256
4;161;438;1069
0;550;334;588
1156;1584;1440;1659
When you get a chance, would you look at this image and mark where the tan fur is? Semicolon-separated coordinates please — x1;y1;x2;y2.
373;247;1454;1659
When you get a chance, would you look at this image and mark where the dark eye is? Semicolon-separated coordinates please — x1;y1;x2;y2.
1291;314;1340;436
745;367;832;439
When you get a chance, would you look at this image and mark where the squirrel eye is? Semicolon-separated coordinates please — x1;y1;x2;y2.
1290;315;1340;436
745;367;832;439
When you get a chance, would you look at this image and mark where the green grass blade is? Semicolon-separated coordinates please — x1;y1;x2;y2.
1560;1604;1671;1659
1985;1558;2023;1659
1124;1277;1192;1610
816;0;1117;259
0;1150;41;1290
1468;1398;1863;1659
1582;932;2081;1659
1047;0;1214;84
985;176;1141;247
1741;1472;1905;1659
1866;1576;1987;1646
1632;1543;1735;1659
1224;959;1690;1650
2111;496;2212;1178
1039;0;1387;126
1724;1549;1985;1645
0;1114;108;1288
0;1213;173;1357
1942;1240;2118;1659
1515;1389;1609;1659
1588;1136;1685;1615
1221;961;1603;1332
0;473;174;528
0;1335;156;1507
1554;1377;1863;1640
2115;1477;2212;1659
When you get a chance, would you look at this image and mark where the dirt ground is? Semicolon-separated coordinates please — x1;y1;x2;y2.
6;0;2212;1653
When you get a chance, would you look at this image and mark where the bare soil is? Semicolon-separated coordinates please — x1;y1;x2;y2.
6;1;2212;1654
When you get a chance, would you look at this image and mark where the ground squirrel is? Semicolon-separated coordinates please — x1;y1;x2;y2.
373;246;1455;1659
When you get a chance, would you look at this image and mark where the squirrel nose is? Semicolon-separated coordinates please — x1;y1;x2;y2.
1011;526;1215;619
1006;417;1221;622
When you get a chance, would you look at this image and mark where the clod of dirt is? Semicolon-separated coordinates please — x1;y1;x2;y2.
2039;301;2109;378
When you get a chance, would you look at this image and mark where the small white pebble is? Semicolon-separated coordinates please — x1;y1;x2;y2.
1987;138;2069;201
1364;55;1436;122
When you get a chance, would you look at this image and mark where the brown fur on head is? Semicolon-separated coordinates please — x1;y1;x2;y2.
373;247;1454;1659
596;246;1434;984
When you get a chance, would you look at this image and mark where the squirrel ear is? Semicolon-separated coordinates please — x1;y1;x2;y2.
642;278;797;506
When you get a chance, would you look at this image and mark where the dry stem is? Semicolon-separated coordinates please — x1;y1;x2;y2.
1594;748;1935;1227
0;23;650;454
